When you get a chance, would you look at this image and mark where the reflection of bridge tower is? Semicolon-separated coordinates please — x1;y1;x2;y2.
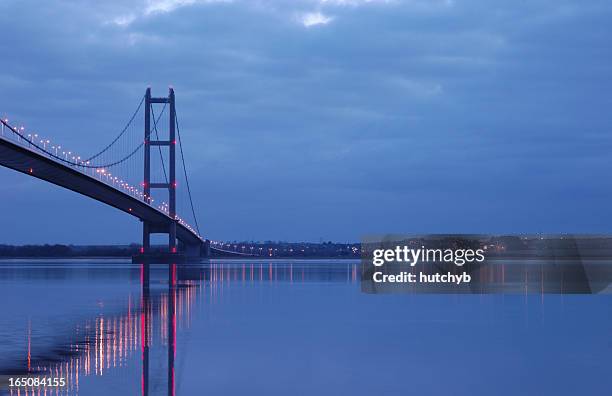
142;88;177;255
141;263;177;396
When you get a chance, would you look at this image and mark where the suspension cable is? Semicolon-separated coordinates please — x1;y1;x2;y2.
2;97;202;234
84;95;145;162
1;118;143;169
0;96;173;170
175;109;201;235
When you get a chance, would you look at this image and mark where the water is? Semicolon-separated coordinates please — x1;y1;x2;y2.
1;260;611;395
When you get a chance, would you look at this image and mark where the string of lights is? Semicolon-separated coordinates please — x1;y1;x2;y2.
1;96;201;238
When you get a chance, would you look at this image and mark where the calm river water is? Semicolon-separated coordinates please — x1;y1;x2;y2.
0;260;610;395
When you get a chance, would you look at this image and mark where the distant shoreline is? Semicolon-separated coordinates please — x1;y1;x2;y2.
0;257;361;262
0;242;361;260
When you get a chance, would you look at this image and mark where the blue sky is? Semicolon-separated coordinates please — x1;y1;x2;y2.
1;0;612;244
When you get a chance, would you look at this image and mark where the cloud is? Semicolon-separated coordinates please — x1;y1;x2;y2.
300;11;334;27
105;0;233;25
111;14;137;26
317;0;393;5
107;0;399;27
2;0;612;242
145;0;231;15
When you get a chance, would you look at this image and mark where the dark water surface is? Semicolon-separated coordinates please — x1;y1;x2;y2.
0;260;610;395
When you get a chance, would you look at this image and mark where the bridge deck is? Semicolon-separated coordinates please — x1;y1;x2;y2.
0;136;203;247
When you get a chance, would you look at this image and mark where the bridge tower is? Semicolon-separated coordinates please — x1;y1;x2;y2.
142;87;177;255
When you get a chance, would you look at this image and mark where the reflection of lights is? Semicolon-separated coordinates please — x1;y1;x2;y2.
17;263;360;395
22;279;200;393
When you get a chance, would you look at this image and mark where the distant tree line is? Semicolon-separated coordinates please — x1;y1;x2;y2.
0;244;141;257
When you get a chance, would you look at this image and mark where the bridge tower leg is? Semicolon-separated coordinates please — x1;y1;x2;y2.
168;89;177;253
142;88;151;252
141;87;178;256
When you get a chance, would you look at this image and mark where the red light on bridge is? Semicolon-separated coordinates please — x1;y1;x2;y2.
128;208;132;212
28;168;33;174
171;247;177;253
140;247;144;254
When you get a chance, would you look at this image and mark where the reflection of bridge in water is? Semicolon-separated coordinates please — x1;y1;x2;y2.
8;262;359;395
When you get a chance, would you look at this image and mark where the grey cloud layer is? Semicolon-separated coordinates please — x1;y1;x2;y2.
1;0;612;243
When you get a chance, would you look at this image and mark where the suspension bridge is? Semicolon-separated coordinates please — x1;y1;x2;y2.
0;88;213;261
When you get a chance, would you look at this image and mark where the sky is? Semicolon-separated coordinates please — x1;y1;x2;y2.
1;0;612;244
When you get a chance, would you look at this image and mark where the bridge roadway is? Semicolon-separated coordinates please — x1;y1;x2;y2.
0;135;204;249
